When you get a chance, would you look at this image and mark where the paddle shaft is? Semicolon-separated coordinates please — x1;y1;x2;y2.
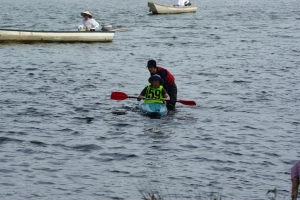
109;28;129;32
138;96;194;104
127;96;138;99
139;97;196;105
110;92;196;106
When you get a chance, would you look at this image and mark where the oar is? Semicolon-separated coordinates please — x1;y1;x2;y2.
109;28;129;32
176;100;196;106
110;92;196;106
110;91;136;100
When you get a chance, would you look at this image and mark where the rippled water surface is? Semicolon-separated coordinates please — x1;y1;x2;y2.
1;0;300;199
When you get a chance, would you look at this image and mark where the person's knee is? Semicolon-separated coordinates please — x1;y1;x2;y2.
167;104;175;110
167;101;176;110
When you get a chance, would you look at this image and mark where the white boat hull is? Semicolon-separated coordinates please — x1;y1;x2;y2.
0;29;115;43
148;1;197;14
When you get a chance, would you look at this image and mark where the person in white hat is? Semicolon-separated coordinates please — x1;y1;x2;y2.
78;11;100;31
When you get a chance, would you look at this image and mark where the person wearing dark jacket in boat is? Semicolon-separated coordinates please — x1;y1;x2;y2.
146;60;177;110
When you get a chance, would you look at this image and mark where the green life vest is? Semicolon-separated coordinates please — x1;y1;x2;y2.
144;84;163;104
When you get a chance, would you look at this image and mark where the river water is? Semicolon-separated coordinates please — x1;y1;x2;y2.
1;0;300;199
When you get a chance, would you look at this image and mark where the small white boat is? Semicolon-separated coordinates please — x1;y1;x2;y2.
0;29;115;43
148;1;198;14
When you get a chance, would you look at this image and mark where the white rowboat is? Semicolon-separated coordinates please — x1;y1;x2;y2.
148;1;198;14
0;29;114;43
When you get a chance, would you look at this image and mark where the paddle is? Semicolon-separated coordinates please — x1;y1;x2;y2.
109;28;129;32
110;92;136;100
110;92;196;106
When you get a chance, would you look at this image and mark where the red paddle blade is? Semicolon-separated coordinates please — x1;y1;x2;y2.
177;100;196;106
110;92;129;100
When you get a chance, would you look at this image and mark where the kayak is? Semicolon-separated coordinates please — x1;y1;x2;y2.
139;102;168;117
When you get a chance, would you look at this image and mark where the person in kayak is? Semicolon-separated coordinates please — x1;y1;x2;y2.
291;160;300;200
78;11;100;31
146;60;177;110
137;74;170;105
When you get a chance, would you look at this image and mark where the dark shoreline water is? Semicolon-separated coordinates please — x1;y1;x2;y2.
1;0;300;199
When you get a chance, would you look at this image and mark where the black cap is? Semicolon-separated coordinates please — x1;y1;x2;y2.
147;60;157;68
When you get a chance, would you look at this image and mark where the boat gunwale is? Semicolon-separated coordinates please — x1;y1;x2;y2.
0;40;114;44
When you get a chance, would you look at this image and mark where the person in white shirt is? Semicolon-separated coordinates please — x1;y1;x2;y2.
175;0;191;6
185;0;191;6
78;11;100;31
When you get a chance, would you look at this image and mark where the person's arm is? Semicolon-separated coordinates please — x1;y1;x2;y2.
158;71;168;92
292;177;299;200
137;95;144;101
161;89;170;104
78;19;85;30
82;19;87;27
178;0;184;6
162;93;170;101
137;87;147;101
91;19;100;30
